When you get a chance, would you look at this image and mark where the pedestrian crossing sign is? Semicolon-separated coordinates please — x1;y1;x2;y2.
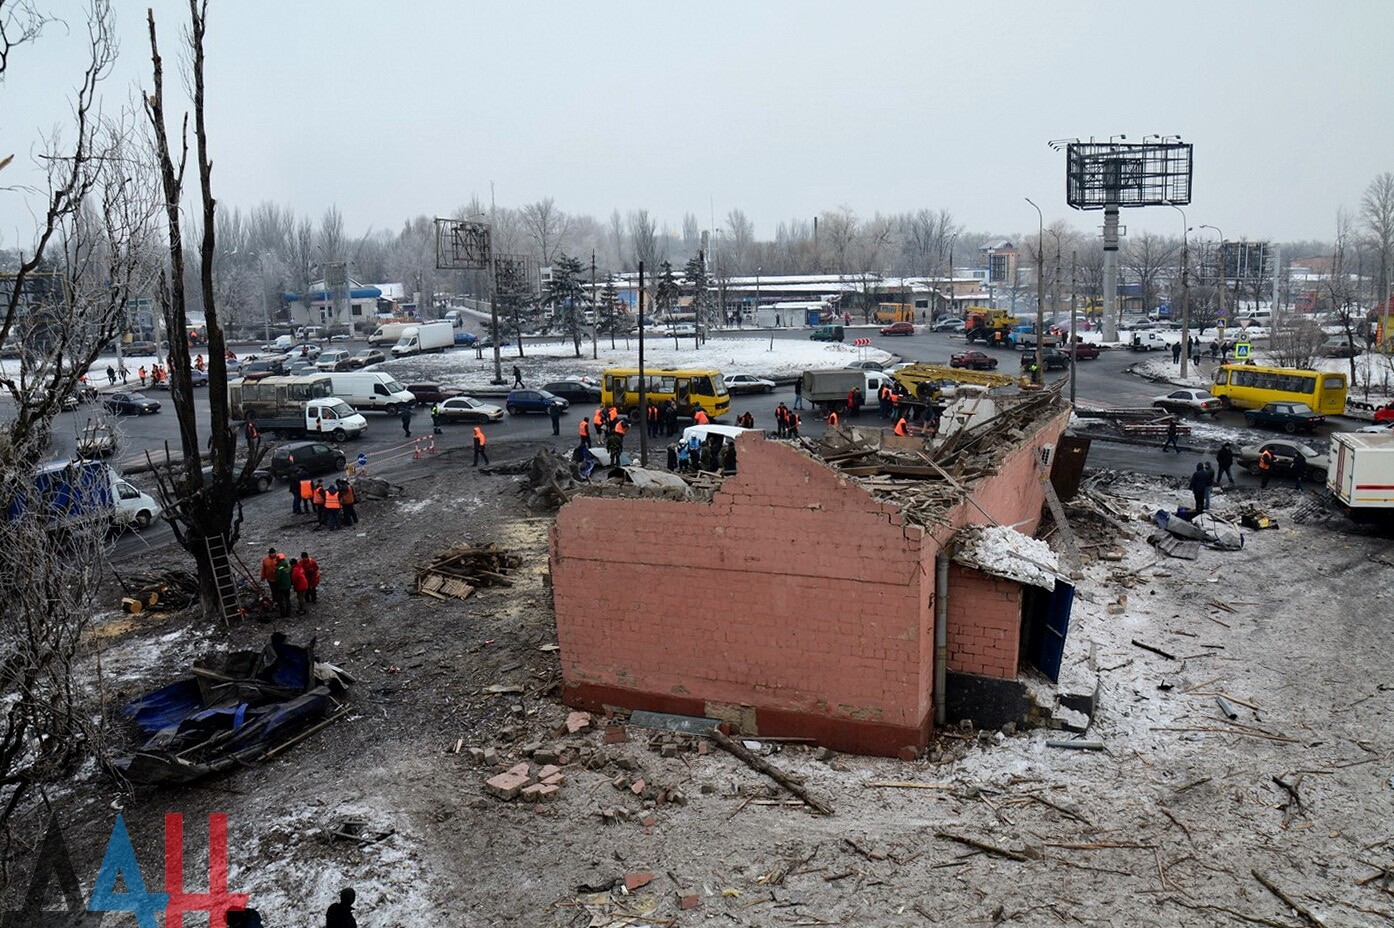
1216;318;1226;328
1234;342;1251;359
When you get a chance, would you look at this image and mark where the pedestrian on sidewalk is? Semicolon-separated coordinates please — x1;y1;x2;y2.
548;399;562;436
513;364;524;388
472;426;489;467
793;377;804;410
1216;443;1235;487
400;405;413;437
106;365;116;385
1162;418;1181;453
1171;342;1182;364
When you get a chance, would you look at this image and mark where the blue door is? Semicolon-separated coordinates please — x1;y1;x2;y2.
1026;582;1074;682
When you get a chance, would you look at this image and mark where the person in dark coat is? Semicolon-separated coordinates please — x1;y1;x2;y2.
325;887;356;928
1291;452;1307;493
400;405;413;437
548;399;562;436
1188;462;1212;513
1216;442;1235;486
513;364;524;388
1162;418;1181;453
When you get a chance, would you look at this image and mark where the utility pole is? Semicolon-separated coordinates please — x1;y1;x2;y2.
1069;250;1078;406
1201;224;1225;350
1170;203;1191;378
1025;198;1045;380
637;261;648;467
590;251;599;360
487;183;503;384
1049;230;1063;335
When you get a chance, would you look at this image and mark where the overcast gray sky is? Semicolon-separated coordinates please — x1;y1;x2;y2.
3;0;1391;246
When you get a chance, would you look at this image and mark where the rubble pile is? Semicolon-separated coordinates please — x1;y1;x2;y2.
414;543;521;600
523;448;710;511
810;384;1070;527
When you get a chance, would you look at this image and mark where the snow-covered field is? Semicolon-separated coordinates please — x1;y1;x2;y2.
379;336;895;391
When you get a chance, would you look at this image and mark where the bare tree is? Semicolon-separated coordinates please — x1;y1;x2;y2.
519;197;570;266
143;0;264;623
1361;172;1394;311
820;205;858;274
317;204;345;262
1122;232;1179;314
1328;208;1364;391
724;208;754;274
0;0;162;871
629;209;661;270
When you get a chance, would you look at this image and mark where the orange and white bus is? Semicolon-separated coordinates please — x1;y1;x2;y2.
1210;363;1347;415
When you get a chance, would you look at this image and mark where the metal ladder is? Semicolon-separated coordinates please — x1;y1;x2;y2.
203;533;241;624
1039;474;1083;574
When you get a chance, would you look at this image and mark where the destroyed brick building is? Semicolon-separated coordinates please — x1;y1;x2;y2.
550;390;1075;757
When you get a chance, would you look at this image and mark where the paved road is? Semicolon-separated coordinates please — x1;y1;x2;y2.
45;326;1346;559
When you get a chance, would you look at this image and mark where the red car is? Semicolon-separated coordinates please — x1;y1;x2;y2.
1062;341;1100;360
949;350;998;371
1375;404;1394;424
880;321;916;336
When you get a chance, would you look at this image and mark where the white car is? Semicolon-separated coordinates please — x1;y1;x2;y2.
844;360;887;372
724;374;776;395
1152;389;1222;415
435;396;504;423
1356;421;1394;434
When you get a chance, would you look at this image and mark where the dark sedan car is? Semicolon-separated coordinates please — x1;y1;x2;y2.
407;382;465;406
269;441;345;480
949;350;998;371
104;391;161;415
505;388;568;415
1244;401;1325;434
542;379;603;404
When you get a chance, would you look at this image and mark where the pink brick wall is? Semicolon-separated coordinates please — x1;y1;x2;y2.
553;437;933;743
944;564;1022;679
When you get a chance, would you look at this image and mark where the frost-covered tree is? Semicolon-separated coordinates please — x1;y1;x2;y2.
546;253;586;358
684;251;712;343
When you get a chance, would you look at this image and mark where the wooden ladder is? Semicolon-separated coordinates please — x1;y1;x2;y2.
1040;474;1082;574
203;533;241;625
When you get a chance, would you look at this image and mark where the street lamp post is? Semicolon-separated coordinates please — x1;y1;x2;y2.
945;232;959;318
1200;224;1226;350
1025;198;1045;381
1169;203;1192;377
1046;229;1063;330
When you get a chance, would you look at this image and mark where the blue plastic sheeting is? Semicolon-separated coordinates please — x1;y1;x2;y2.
122;679;205;735
281;287;382;302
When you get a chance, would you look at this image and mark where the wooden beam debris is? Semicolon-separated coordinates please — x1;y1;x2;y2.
709;730;834;816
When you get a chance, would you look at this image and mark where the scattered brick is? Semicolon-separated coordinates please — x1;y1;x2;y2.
898;745;919;762
533;749;559;765
506;762;532;778
520;742;543;757
484;770;531;800
520;783;560;802
624;872;653;891
536;764;561;780
603;726;629;744
629;778;646;795
566;710;593;733
541;773;566;787
678;890;701;910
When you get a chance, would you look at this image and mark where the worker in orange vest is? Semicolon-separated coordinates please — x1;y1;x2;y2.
790;413;801;438
295;470;313;515
614;417;628;451
606;405;620;434
260;547;279;595
647;403;659;437
138;365;147;386
578;415;591;447
894;415;909;437
195;354;205;373
323;482;342;530
472;426;489;467
312;480;326;524
693;408;709;425
339;479;358;526
592;407;604;435
827;409;839;427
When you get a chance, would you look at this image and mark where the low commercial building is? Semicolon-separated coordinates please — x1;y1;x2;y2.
550;391;1075;756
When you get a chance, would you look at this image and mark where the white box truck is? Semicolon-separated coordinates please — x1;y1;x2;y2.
1326;432;1394;523
367;322;412;347
391;322;455;357
328;371;418;414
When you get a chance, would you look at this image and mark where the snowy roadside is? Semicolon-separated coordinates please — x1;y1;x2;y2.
378;337;895;391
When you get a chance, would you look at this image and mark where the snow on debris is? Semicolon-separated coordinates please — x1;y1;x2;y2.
953;524;1060;591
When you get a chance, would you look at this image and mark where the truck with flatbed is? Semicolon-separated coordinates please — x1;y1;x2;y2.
1326;432;1394;523
228;375;368;440
964;307;1019;346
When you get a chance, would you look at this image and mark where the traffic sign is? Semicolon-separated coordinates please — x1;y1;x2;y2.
1234;342;1251;359
1216;318;1226;328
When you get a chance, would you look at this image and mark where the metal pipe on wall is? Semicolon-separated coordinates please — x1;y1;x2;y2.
934;553;950;727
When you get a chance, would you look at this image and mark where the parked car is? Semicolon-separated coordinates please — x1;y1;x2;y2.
505;388;568;415
286;359;317;376
150;368;208;389
1152;389;1222;415
406;382;465;406
1244;401;1325;434
1356;421;1394;434
242;357;289;378
664;323;706;338
350;348;386;369
1061;341;1101;360
542;379;603;404
809;324;844;342
1237;440;1328;477
104;391;161;415
949;350;998;371
315;349;354;372
723;374;776;395
476;335;513;349
844;360;887;372
879;321;916;336
930;316;963;332
285;343;322;360
196;463;273;497
268;441;346;480
1372;404;1394;424
435;396;504;423
125;340;159;355
1022;348;1070;371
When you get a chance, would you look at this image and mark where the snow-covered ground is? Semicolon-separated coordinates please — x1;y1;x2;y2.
379;336;895;391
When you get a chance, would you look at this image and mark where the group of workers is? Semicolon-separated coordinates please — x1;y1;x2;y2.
290;469;359;529
259;548;321;618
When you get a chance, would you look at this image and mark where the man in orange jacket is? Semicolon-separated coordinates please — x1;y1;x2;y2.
473;426;489;467
260;548;279;596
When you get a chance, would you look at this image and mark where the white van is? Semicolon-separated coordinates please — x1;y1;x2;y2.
327;371;418;414
1130;330;1172;352
113;477;161;530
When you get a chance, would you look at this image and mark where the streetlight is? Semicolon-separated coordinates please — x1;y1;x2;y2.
1168;203;1192;377
944;232;959;319
1024;198;1045;381
1200;224;1226;347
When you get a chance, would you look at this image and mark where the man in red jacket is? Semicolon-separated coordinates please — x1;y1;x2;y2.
290;557;309;615
300;551;320;604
